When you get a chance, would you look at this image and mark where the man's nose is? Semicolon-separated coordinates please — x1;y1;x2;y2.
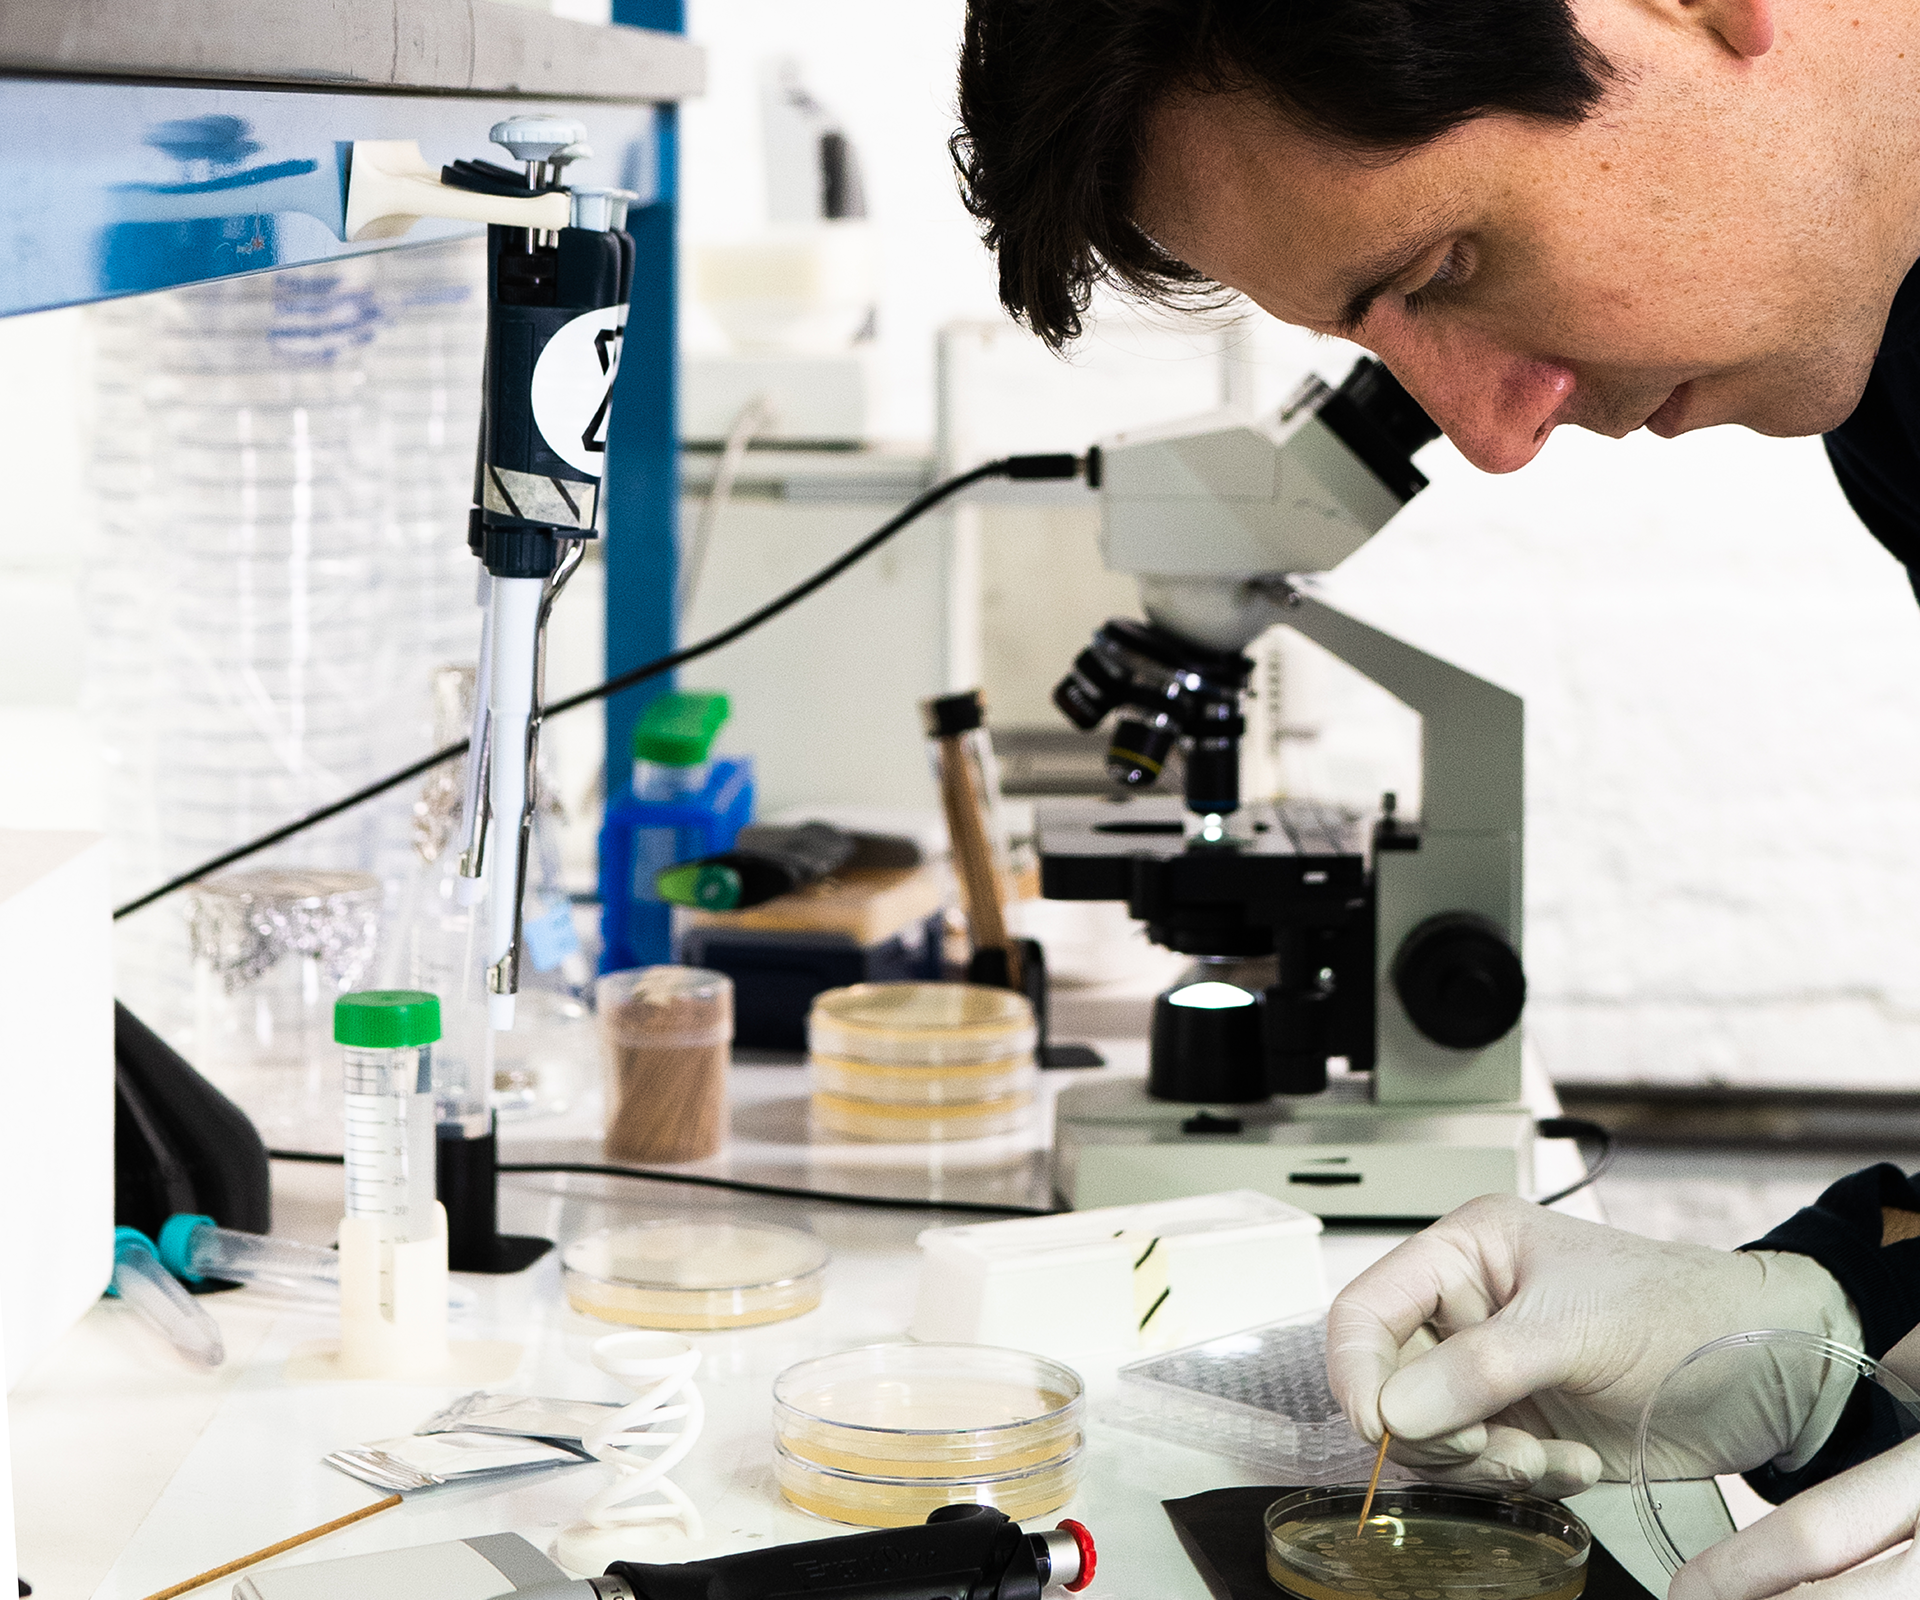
1373;336;1574;474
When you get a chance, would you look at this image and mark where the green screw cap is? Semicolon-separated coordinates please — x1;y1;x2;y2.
335;990;442;1048
655;861;743;910
634;691;730;766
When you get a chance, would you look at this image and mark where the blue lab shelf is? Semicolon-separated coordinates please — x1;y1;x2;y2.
1;0;697;811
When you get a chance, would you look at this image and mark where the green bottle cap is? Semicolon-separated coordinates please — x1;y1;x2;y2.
655;861;743;910
633;691;730;766
334;990;442;1048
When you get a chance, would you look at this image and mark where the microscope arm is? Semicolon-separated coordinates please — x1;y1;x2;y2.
1275;588;1523;840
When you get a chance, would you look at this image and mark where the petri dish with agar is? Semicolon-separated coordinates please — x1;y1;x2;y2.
773;1440;1085;1528
562;1220;828;1330
1631;1328;1920;1576
808;1091;1035;1143
808;983;1038;1066
1264;1483;1592;1600
772;1343;1086;1526
807;983;1039;1144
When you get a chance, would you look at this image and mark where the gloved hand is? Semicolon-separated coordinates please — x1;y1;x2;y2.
1671;1433;1920;1600
1324;1195;1861;1497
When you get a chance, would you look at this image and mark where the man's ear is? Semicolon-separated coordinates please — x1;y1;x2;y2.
1682;0;1775;58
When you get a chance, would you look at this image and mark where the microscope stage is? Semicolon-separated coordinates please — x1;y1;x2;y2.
1052;1075;1533;1221
1038;795;1365;898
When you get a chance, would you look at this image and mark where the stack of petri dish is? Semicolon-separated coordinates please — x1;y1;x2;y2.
807;984;1038;1142
772;1344;1086;1527
562;1220;829;1330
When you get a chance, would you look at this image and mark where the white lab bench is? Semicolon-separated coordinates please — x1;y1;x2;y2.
10;1040;1624;1600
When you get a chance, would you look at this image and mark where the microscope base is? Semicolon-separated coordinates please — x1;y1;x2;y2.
1052;1077;1534;1221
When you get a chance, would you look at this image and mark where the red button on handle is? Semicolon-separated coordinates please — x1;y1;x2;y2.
1057;1519;1097;1592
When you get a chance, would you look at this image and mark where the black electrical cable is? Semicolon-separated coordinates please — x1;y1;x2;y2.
1531;1116;1615;1207
267;1149;1056;1217
112;454;1079;921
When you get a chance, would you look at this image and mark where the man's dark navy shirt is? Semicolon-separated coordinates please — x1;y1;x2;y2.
1826;259;1920;599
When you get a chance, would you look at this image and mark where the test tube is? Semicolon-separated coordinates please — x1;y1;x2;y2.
336;991;442;1251
111;1227;225;1367
156;1213;338;1296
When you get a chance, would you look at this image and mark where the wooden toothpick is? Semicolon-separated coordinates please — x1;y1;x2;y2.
138;1493;402;1600
1355;1431;1392;1536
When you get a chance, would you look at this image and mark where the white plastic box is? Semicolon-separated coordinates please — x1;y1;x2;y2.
0;830;113;1391
911;1189;1326;1360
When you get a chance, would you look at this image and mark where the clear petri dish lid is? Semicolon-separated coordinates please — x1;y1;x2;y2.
1631;1329;1920;1576
563;1220;827;1293
808;983;1037;1066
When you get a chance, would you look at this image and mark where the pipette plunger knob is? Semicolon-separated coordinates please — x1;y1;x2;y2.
490;116;586;165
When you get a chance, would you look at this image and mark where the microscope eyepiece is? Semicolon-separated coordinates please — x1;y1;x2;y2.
1316;356;1440;505
1336;356;1440;456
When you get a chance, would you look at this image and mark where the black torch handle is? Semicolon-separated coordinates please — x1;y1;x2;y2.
607;1506;1053;1600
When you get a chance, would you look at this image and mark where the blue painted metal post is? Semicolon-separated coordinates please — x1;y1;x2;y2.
604;0;685;811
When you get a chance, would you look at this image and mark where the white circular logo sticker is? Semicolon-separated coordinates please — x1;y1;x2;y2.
530;303;628;478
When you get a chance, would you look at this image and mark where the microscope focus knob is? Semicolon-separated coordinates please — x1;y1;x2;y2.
490;115;587;166
1392;913;1526;1050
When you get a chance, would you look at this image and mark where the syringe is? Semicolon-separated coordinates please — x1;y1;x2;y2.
110;1227;225;1368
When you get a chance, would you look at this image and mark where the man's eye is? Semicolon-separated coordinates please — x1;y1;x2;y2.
1403;245;1467;316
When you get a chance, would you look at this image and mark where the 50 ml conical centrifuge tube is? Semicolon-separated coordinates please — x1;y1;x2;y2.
111;1227;225;1367
157;1213;339;1297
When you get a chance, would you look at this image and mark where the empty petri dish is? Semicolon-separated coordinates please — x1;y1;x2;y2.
773;1439;1084;1528
1264;1483;1591;1600
562;1220;828;1329
809;984;1037;1067
773;1343;1085;1480
1631;1328;1920;1576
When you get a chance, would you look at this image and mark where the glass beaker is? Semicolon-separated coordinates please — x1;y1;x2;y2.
188;866;382;1147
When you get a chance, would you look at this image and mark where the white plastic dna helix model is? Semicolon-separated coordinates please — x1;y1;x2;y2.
555;1330;706;1572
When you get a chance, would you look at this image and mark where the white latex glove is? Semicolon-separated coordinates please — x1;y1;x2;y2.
1325;1195;1861;1497
1672;1433;1920;1600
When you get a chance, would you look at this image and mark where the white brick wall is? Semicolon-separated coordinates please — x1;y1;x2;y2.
1312;424;1920;1090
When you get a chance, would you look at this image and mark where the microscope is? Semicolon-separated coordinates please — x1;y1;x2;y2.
1043;360;1533;1221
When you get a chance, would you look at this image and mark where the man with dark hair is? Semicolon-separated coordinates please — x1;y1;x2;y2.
954;0;1920;580
954;6;1920;1595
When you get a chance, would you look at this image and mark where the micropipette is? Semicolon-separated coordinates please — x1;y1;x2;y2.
449;115;630;1031
110;1227;225;1368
